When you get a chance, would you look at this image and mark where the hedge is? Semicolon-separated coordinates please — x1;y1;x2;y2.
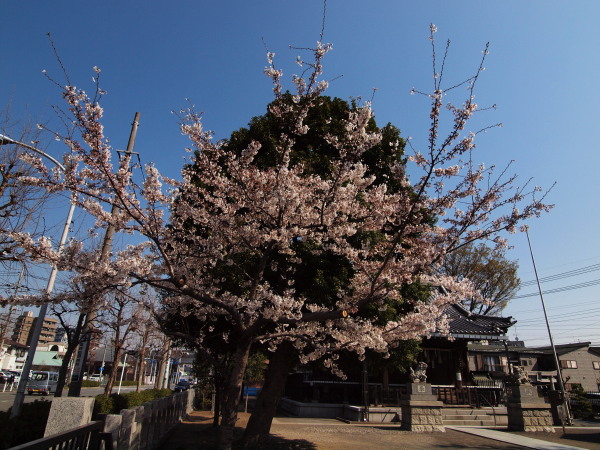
93;388;173;418
66;380;101;388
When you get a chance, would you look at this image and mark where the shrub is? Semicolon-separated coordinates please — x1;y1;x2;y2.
570;385;594;420
92;394;115;418
0;400;51;448
67;380;100;388
93;388;175;418
115;380;137;387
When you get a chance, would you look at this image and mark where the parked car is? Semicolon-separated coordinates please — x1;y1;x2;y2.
26;371;59;395
9;371;21;383
0;371;16;384
88;374;103;382
174;380;191;392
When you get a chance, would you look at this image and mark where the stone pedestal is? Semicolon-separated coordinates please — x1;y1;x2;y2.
44;397;95;437
507;384;554;432
401;383;445;432
547;390;567;426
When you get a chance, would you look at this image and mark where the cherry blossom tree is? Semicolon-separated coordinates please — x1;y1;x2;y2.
0;118;53;291
9;25;552;448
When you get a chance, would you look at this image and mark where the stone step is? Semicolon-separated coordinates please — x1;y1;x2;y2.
442;408;507;417
442;410;480;416
443;419;496;426
443;415;491;420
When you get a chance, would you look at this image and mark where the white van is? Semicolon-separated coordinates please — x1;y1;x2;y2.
27;371;59;395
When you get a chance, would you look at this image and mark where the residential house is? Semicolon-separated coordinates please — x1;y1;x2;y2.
531;342;600;392
0;338;28;371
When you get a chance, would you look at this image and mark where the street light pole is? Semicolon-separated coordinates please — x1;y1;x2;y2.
0;134;76;419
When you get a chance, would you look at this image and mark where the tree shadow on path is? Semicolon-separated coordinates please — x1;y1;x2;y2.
160;419;317;450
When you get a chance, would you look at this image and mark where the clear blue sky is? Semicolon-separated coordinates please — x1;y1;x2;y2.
2;1;599;347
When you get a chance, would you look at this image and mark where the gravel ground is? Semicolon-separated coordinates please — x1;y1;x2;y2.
161;411;600;449
161;411;528;449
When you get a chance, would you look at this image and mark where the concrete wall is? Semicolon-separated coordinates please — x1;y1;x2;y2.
280;398;401;422
280;398;344;419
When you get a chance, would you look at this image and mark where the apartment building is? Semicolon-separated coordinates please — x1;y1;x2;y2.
11;311;58;346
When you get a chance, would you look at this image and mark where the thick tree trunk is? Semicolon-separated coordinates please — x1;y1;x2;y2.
136;346;146;392
213;374;222;427
104;346;122;395
243;342;297;446
54;314;85;397
54;343;77;397
154;339;170;389
218;337;253;450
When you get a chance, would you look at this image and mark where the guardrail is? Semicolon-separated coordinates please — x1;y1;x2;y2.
8;421;113;450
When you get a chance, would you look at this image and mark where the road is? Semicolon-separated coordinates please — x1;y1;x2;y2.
0;384;149;412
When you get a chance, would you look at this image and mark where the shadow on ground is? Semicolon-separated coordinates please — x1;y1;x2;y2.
161;421;317;450
563;431;600;445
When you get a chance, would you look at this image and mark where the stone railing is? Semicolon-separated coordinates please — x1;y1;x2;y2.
103;389;195;449
40;389;195;450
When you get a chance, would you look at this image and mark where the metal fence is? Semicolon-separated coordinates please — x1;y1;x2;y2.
8;421;113;450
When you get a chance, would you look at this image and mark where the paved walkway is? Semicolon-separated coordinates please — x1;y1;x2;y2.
448;426;590;450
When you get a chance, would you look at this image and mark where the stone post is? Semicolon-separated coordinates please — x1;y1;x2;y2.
139;402;153;449
186;388;195;415
118;409;136;450
103;414;123;450
506;384;554;432
44;397;95;437
401;382;445;432
547;390;566;426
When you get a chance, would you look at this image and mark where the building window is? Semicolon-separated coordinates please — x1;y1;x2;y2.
520;359;530;366
593;361;600;370
559;360;577;369
483;355;501;371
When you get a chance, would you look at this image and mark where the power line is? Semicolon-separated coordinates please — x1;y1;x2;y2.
512;279;600;299
519;263;600;287
515;307;600;323
511;298;599;315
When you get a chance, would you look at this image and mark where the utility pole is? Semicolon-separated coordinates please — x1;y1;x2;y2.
525;229;573;428
1;134;77;418
68;112;140;396
10;199;76;418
